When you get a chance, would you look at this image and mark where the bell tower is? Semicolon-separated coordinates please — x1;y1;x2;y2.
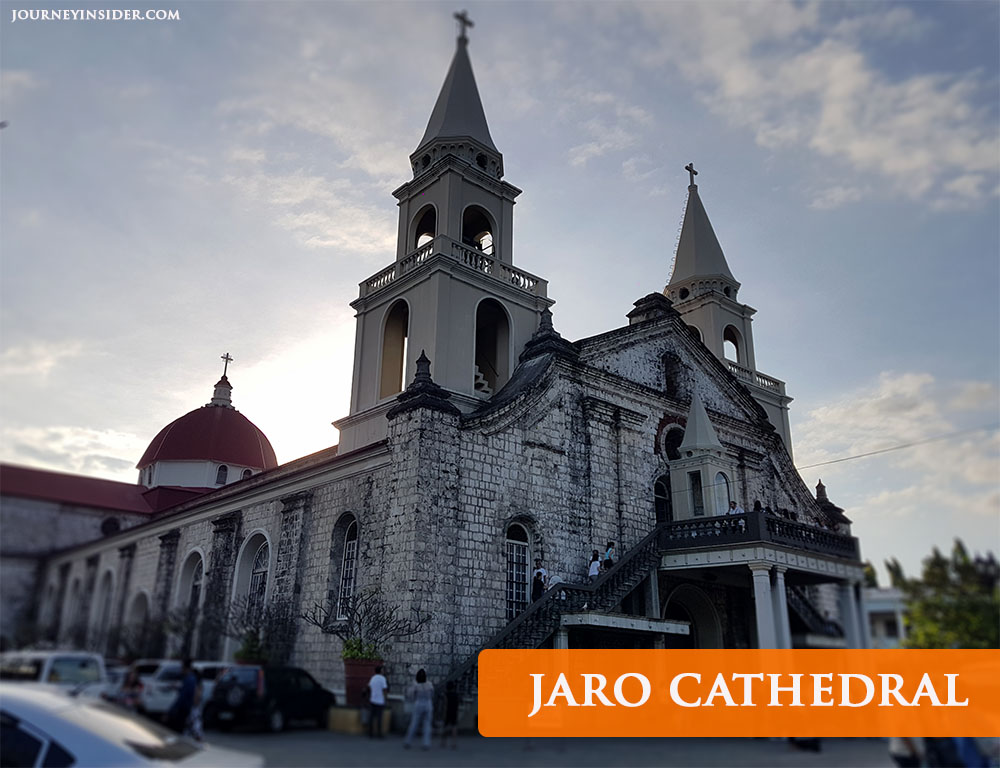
664;165;794;455
335;18;552;452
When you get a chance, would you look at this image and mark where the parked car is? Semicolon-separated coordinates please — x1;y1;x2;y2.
0;683;262;767
204;666;334;732
140;661;228;718
0;651;107;698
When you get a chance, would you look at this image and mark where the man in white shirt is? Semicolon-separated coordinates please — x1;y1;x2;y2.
728;501;746;515
367;665;388;738
533;559;548;588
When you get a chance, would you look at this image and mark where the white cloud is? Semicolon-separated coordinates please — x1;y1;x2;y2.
809;184;866;209
223;169;394;255
633;2;999;209
0;342;85;379
795;371;999;511
793;371;1000;576
1;70;41;105
1;425;145;481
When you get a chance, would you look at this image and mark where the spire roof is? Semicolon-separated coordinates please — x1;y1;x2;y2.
679;392;724;453
669;177;735;285
415;34;497;154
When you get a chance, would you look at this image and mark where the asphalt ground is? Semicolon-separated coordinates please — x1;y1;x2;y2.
207;728;894;768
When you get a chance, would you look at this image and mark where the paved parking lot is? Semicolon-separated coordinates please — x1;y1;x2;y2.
208;728;893;767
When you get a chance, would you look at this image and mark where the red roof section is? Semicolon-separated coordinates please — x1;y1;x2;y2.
0;464;154;515
137;406;277;471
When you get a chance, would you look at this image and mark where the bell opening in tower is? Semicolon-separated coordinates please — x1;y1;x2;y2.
380;300;409;399
474;299;510;396
413;205;436;250
462;205;494;255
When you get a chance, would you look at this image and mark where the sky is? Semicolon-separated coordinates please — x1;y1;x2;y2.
1;1;997;582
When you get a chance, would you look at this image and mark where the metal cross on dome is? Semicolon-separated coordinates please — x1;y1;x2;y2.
221;352;233;377
685;163;698;186
454;10;473;40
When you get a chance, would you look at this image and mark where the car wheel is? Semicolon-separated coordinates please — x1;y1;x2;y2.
267;706;285;733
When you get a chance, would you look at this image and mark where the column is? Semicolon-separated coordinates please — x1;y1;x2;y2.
838;581;862;648
855;583;871;648
269;492;313;665
895;607;907;646
106;544;136;657
77;555;99;649
770;566;792;649
749;563;776;649
644;572;660;619
151;531;180;657
200;511;242;659
554;627;569;649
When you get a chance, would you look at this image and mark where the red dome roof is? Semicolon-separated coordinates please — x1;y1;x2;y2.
137;406;277;471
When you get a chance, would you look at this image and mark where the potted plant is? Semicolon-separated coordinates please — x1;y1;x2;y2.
301;588;429;707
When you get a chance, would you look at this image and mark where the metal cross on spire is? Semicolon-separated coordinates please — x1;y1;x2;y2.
685;162;698;187
220;352;233;377
454;10;473;41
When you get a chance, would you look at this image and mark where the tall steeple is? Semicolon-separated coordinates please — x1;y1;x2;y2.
409;13;503;181
663;165;794;457
336;16;551;453
670;166;736;287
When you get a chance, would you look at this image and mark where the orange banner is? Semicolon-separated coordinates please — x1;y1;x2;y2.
478;649;1000;737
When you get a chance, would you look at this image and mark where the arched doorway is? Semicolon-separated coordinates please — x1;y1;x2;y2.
661;583;723;648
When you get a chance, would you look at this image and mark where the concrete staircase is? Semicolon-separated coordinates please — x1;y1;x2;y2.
444;522;667;697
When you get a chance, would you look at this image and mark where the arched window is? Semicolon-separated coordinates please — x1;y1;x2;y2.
247;541;269;620
505;524;530;620
242;469;253;480
714;472;731;516
474;299;510;396
462;206;494;255
216;465;228;485
723;326;742;364
413;205;436;249
654;475;673;523
662;426;684;461
126;592;150;656
380;300;409;399
337;520;359;619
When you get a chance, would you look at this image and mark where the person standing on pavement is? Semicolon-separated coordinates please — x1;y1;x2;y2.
366;665;388;738
403;669;434;750
166;659;198;734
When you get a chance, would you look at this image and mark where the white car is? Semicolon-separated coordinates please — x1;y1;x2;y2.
0;684;263;767
140;662;228;718
0;651;107;699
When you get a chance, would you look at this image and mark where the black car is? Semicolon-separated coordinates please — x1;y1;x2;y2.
203;666;334;732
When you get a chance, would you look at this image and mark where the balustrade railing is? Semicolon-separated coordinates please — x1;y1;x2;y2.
726;361;785;393
658;510;859;559
358;236;547;297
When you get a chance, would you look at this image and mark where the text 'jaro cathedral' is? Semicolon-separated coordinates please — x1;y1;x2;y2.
2;24;869;695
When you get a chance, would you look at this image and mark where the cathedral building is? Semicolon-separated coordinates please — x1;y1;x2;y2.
3;25;867;691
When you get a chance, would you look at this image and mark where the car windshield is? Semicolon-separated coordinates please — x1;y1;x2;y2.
59;700;199;762
221;667;258;686
0;659;42;681
47;658;100;685
157;668;183;682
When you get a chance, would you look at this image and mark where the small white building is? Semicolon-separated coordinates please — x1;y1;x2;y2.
863;586;908;648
